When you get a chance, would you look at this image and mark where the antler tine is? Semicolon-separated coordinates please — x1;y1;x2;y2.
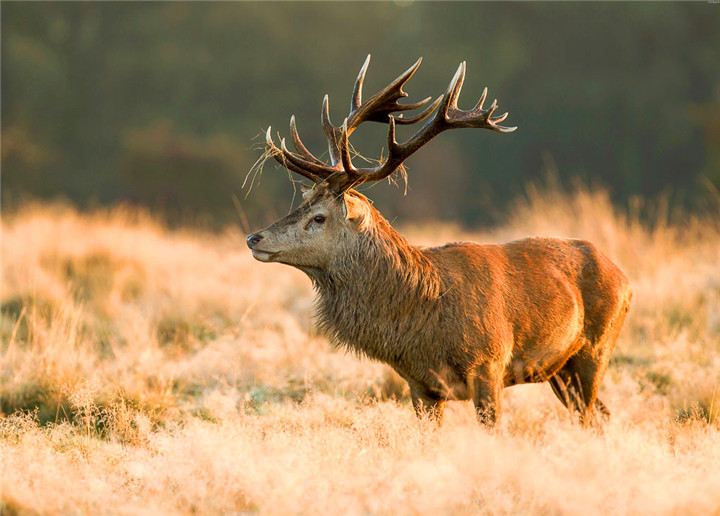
487;99;498;118
265;127;320;182
337;119;361;186
289;116;325;167
491;111;509;124
447;61;467;110
351;54;371;112
420;61;466;125
321;95;343;166
345;56;429;131
394;95;443;125
472;87;488;112
265;127;325;183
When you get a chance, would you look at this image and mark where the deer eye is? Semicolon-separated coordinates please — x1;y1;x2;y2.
313;215;326;224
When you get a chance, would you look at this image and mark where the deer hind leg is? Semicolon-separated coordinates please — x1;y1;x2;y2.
549;355;609;427
552;289;631;426
472;363;503;428
410;388;445;425
550;329;620;427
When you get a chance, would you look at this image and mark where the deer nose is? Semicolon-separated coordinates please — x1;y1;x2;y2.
246;233;263;249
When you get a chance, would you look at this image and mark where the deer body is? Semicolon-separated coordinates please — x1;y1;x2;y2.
247;56;631;426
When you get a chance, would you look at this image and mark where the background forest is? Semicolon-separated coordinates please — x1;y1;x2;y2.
3;2;719;227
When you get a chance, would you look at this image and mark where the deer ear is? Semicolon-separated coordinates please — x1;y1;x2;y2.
341;193;370;229
301;183;315;200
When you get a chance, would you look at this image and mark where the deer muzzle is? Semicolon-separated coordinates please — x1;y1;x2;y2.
246;233;263;249
246;232;279;262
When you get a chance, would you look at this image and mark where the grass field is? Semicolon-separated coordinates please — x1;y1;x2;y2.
2;184;720;515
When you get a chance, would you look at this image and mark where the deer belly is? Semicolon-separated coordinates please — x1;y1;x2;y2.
428;366;471;400
397;363;472;401
505;304;585;385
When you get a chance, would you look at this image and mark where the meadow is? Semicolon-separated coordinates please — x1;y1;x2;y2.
2;184;720;515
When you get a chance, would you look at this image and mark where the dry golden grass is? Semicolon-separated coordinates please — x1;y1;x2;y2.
2;185;720;515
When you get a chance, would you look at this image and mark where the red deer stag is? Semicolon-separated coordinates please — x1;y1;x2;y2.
246;56;631;427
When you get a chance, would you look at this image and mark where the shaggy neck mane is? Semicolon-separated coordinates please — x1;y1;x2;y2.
306;204;443;362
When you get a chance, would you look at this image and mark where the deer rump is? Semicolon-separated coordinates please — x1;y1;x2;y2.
247;56;631;427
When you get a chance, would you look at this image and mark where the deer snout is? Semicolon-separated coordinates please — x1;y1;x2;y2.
246;233;264;249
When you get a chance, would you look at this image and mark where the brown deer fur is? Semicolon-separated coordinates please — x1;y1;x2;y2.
249;185;632;427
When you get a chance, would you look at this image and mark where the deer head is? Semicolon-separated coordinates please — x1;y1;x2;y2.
245;183;373;269
246;55;516;269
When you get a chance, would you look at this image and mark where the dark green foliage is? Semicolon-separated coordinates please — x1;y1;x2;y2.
2;3;719;227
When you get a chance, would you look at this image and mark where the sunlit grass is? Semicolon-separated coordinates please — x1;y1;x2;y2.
2;185;719;515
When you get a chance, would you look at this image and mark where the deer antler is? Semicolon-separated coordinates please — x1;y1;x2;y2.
264;55;516;191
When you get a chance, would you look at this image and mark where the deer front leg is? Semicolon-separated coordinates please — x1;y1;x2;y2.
472;363;503;428
410;388;445;424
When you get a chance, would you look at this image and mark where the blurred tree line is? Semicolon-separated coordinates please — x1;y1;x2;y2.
2;2;719;228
